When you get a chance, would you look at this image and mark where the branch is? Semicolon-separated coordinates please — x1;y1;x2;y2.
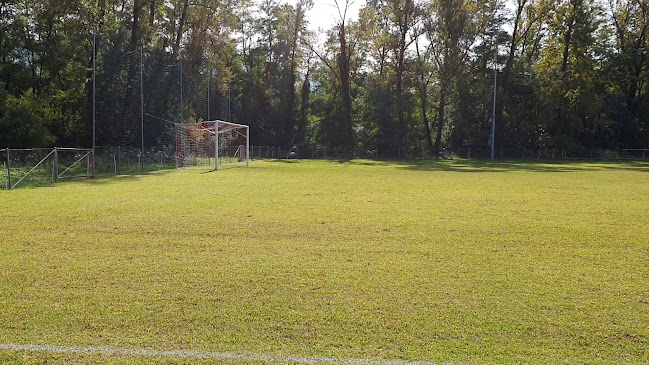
302;36;341;82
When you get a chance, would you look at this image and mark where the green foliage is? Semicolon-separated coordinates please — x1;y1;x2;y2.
0;92;56;147
0;0;647;154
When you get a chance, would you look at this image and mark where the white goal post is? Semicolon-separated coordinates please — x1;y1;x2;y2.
175;120;249;170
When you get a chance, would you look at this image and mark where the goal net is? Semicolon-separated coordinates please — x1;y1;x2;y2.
175;120;249;169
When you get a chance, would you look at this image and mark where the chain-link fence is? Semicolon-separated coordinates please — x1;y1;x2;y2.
94;146;174;175
4;145;647;190
245;145;649;161
476;148;649;161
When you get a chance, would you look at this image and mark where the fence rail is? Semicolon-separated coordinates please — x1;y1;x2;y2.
2;147;93;190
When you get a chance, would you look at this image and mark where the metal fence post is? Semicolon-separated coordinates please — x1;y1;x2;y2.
5;148;10;188
53;147;59;183
5;148;11;190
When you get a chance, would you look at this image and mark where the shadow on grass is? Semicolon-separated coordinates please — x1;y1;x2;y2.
337;158;649;173
20;159;646;190
0;170;176;190
71;163;261;187
270;159;301;163
64;169;177;187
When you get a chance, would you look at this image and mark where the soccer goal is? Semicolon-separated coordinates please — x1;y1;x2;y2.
175;120;249;170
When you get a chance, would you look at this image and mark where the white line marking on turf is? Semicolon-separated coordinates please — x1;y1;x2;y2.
0;343;437;364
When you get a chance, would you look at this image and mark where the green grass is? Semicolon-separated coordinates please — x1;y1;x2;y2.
1;159;648;364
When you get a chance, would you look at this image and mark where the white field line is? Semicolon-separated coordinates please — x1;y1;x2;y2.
0;343;437;364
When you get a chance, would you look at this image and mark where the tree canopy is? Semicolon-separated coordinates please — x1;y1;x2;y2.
1;0;647;156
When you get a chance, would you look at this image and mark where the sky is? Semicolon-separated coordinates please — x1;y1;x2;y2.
281;0;517;36
282;0;364;33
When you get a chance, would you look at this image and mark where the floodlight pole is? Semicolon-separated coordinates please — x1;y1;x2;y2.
140;46;144;171
207;67;210;121
491;33;497;161
92;32;96;176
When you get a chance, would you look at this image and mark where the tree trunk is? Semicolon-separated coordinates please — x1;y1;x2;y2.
495;0;524;151
502;1;524;91
338;24;354;149
130;0;141;52
434;78;447;155
286;5;304;146
396;41;406;148
149;0;155;26
555;6;575;136
173;0;189;56
84;0;107;146
420;84;434;155
297;73;310;146
415;38;434;155
626;43;646;110
118;0;141;146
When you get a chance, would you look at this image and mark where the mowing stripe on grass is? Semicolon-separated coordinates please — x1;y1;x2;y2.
0;343;436;364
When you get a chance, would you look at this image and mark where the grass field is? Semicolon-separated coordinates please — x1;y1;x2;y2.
0;159;647;364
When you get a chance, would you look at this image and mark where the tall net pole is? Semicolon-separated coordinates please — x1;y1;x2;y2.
92;32;96;176
179;57;183;123
140;46;144;171
491;34;497;161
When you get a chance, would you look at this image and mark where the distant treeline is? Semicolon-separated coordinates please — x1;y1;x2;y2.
0;0;647;156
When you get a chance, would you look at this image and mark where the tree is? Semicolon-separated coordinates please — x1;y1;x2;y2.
607;0;649;145
425;0;491;155
306;0;360;150
534;0;606;150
